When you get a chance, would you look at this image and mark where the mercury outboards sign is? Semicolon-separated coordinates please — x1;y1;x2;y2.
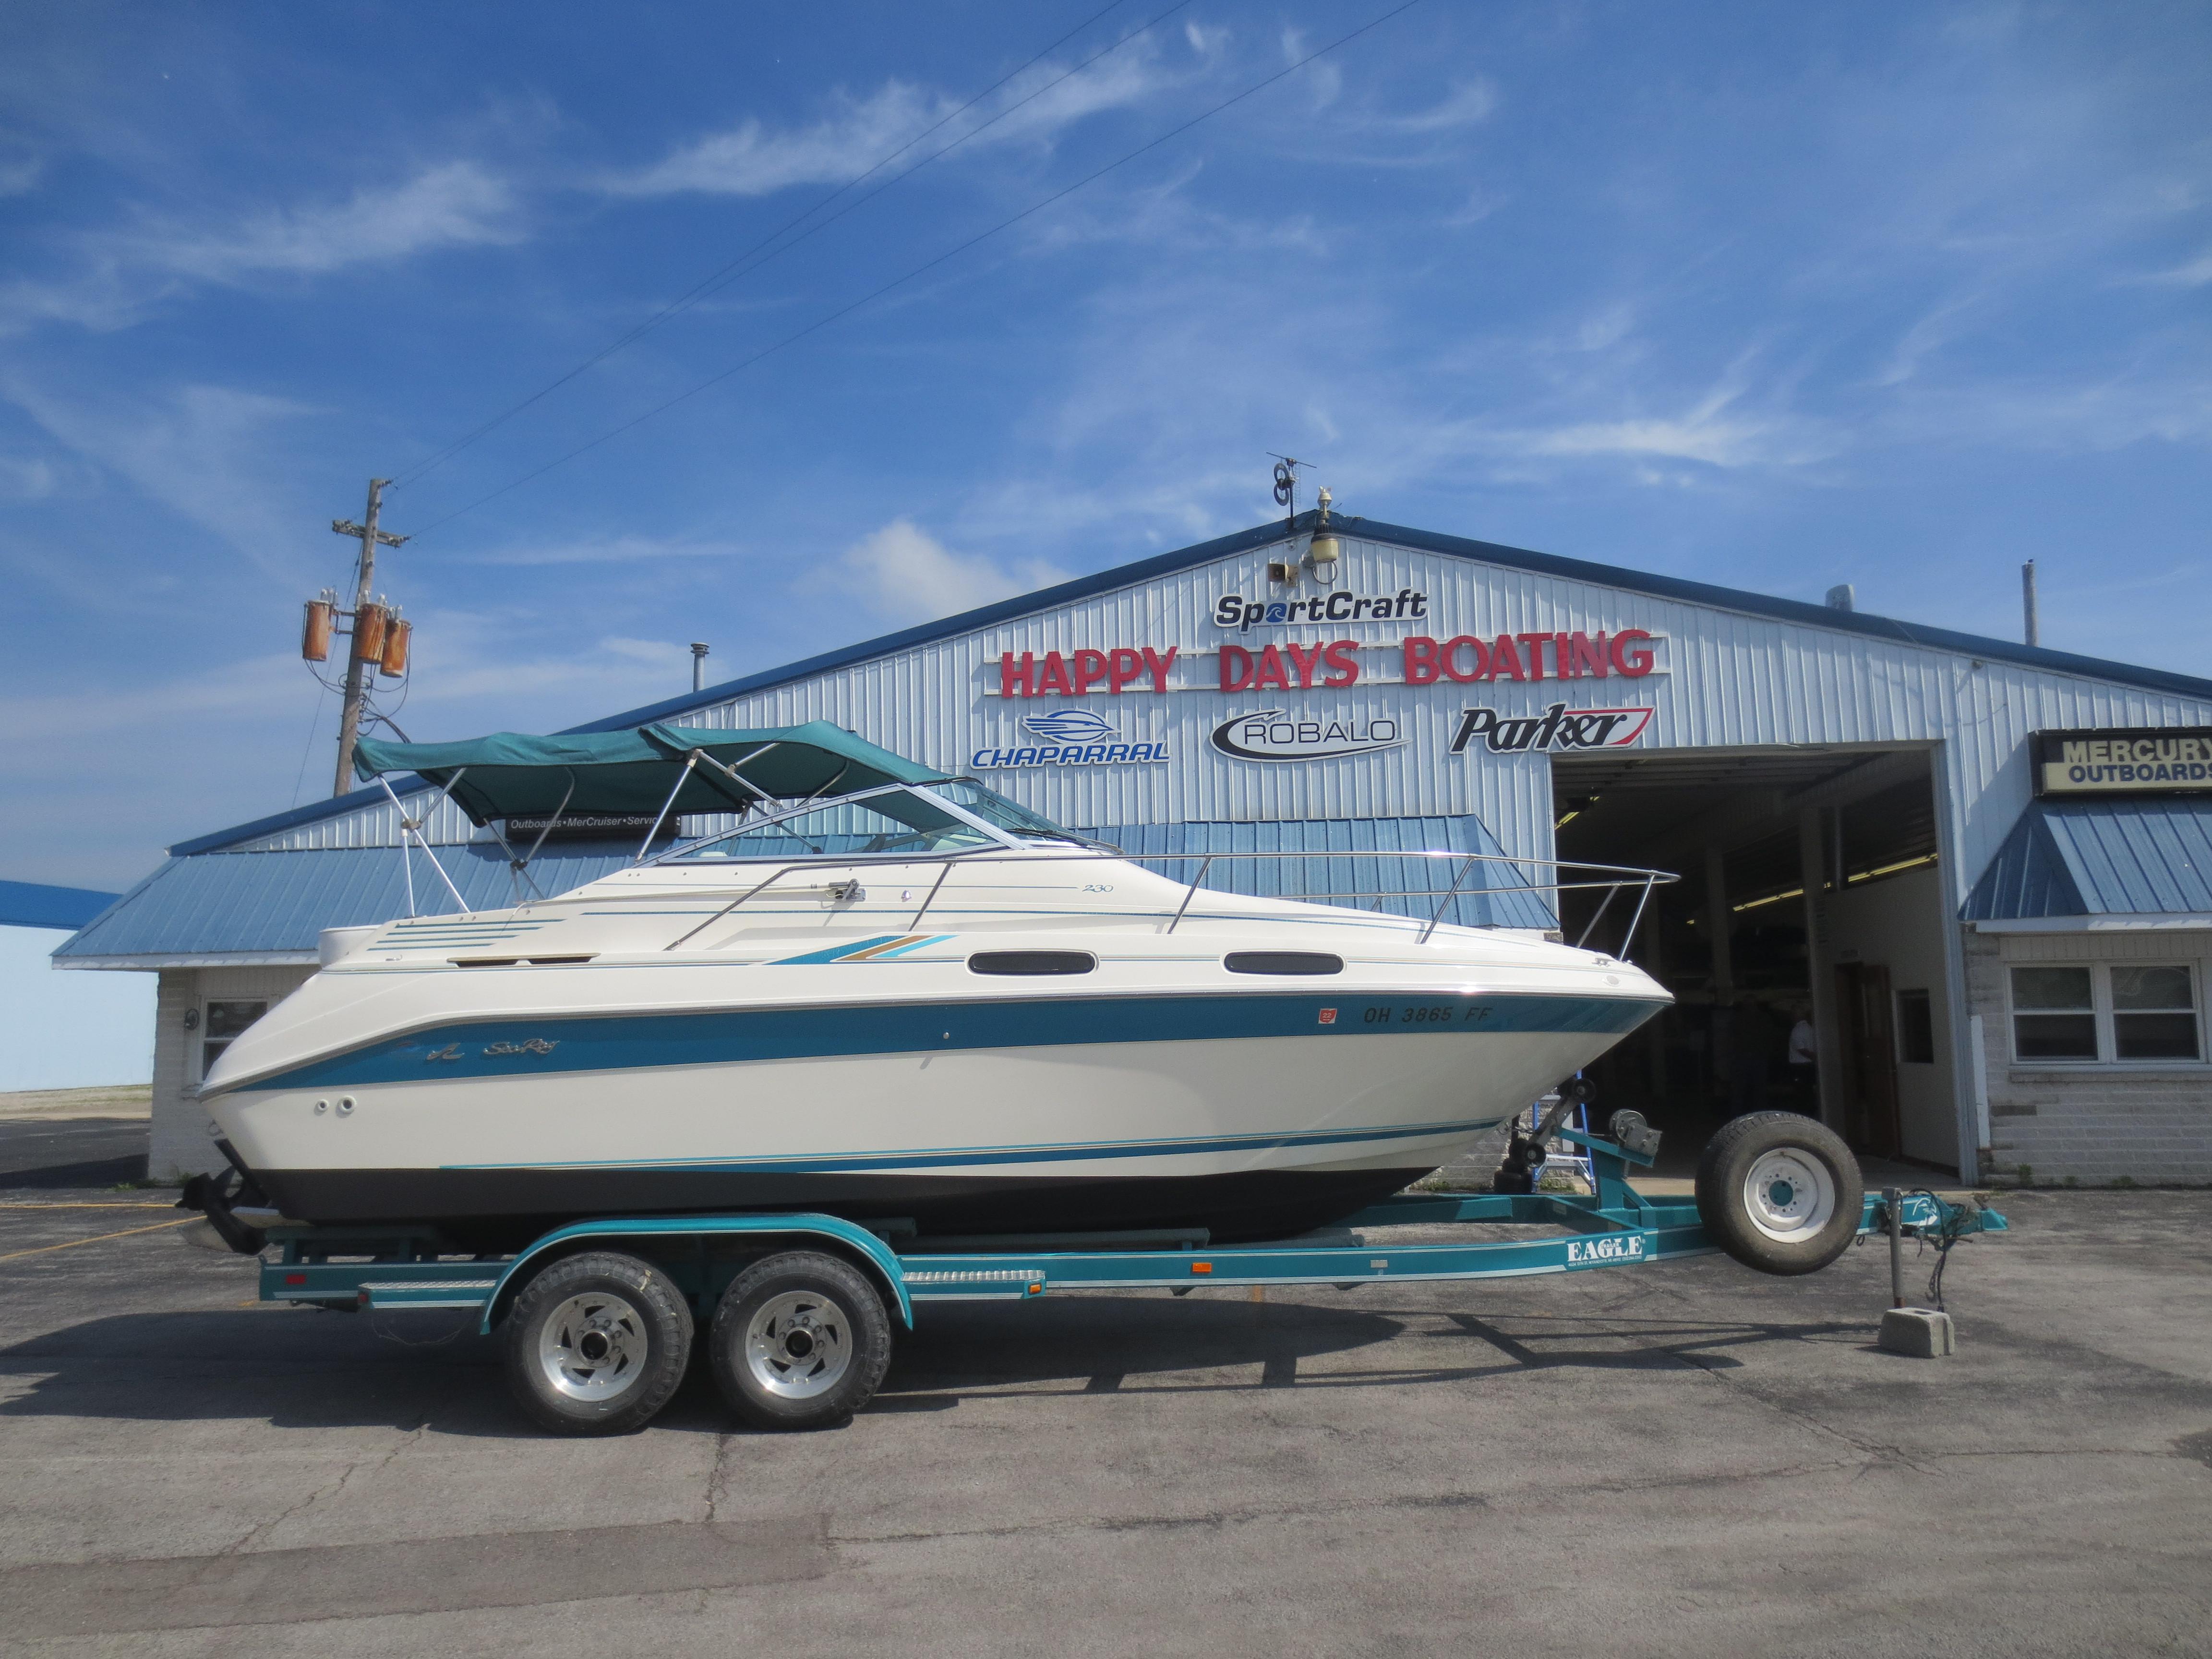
1450;702;1653;754
1212;710;1404;762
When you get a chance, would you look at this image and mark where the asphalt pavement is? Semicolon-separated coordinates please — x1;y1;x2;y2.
0;1117;147;1188
0;1182;2207;1655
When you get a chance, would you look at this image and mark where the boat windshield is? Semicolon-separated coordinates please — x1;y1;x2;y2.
929;780;1083;843
664;781;1076;862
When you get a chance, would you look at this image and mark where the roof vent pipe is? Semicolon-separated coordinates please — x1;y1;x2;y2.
1825;584;1855;612
2022;561;2039;647
691;642;710;692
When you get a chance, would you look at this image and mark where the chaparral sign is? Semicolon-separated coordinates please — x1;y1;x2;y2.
970;708;1171;769
1212;710;1404;762
1450;702;1654;755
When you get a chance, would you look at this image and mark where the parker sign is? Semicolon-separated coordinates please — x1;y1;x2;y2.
1450;702;1654;755
1212;710;1404;762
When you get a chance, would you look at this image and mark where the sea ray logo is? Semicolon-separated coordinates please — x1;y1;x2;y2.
1449;702;1654;755
1210;710;1404;762
483;1038;558;1057
1021;709;1118;744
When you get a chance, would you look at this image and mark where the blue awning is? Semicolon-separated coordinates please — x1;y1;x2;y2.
0;879;120;932
1963;797;2212;922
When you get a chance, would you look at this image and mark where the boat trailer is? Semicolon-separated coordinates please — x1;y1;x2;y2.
218;1114;2008;1436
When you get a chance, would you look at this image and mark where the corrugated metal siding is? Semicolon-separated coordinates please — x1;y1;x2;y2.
1964;798;2212;919
54;844;642;959
1078;816;1558;932
663;529;2212;904
78;523;2212;962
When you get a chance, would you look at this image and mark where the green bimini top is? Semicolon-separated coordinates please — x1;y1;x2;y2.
351;721;950;825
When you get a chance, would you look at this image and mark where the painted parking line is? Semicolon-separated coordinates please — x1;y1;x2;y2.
0;1217;197;1263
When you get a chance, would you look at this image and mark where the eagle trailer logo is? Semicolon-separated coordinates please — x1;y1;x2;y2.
1565;1235;1645;1266
1211;710;1404;762
969;708;1170;770
1450;702;1654;755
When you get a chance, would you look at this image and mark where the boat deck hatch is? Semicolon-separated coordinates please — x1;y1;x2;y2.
449;955;599;968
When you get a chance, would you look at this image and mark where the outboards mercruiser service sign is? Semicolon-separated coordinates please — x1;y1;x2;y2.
1211;710;1404;762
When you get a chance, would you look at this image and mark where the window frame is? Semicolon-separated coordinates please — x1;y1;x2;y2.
2004;961;2204;1068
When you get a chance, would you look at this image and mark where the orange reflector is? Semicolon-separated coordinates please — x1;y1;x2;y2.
1028;1282;1043;1294
1191;1262;1212;1274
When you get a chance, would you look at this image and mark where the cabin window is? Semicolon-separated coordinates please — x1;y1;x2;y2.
967;950;1096;976
201;1000;267;1077
1223;951;1344;976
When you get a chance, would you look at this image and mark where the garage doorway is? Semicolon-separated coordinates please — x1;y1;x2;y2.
1548;745;1957;1174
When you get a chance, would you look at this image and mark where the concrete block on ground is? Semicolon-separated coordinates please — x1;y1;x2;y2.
1879;1306;1957;1358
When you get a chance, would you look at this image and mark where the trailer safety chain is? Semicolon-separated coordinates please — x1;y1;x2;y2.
1905;1190;1989;1312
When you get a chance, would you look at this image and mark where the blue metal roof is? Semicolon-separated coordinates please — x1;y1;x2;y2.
1079;815;1558;933
1962;797;2212;921
0;879;121;931
168;512;2212;860
52;844;641;961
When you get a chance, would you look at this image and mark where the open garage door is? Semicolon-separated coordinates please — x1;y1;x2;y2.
1550;745;1959;1174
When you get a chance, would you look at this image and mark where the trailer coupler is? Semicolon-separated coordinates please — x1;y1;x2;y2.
177;1142;271;1256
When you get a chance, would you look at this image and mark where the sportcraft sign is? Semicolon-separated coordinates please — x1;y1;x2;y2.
1211;710;1404;762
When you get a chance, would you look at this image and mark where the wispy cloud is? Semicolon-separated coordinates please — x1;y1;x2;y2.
599;43;1181;200
838;518;1068;625
1;161;523;335
5;379;322;576
2122;247;2212;288
133;161;523;281
459;533;744;568
1383;81;1499;132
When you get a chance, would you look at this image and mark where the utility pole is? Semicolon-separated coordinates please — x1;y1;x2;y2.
330;480;409;795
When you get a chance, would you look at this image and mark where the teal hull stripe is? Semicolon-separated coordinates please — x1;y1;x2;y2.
444;1115;1499;1174
242;990;1661;1094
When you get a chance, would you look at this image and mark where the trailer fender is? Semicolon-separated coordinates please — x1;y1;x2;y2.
480;1213;914;1335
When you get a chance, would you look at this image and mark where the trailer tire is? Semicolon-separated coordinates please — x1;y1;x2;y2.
504;1251;693;1435
1695;1112;1863;1276
709;1251;891;1431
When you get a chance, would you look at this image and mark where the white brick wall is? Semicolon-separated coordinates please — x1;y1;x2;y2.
149;965;315;1183
1967;928;2212;1186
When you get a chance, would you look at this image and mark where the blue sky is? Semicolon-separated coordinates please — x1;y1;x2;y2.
3;1;2207;887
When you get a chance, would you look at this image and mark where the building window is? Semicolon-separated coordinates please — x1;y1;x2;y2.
2010;967;2096;1060
2111;965;2200;1060
202;1000;268;1078
2007;963;2202;1065
1896;988;1935;1064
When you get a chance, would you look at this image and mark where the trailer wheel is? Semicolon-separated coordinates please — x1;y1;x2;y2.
504;1251;693;1435
709;1251;892;1431
1695;1112;1864;1276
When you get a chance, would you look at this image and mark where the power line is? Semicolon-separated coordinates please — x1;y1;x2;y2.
410;0;1425;540
391;0;1156;492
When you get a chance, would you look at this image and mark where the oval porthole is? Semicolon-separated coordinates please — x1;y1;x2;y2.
968;950;1097;976
1223;951;1344;976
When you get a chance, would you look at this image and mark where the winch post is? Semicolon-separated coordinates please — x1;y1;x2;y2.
1885;1186;1904;1308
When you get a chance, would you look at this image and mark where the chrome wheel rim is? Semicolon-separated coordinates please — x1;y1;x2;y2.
744;1289;853;1400
1743;1149;1837;1243
537;1291;649;1403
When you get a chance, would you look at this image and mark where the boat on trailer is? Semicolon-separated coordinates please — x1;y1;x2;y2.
194;721;1674;1248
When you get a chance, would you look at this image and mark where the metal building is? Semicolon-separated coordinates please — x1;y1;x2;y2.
55;513;2212;1187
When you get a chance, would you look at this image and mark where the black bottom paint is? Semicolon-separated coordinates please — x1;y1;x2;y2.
251;1165;1436;1250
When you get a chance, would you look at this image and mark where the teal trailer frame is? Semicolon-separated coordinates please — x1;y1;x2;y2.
252;1131;2001;1326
